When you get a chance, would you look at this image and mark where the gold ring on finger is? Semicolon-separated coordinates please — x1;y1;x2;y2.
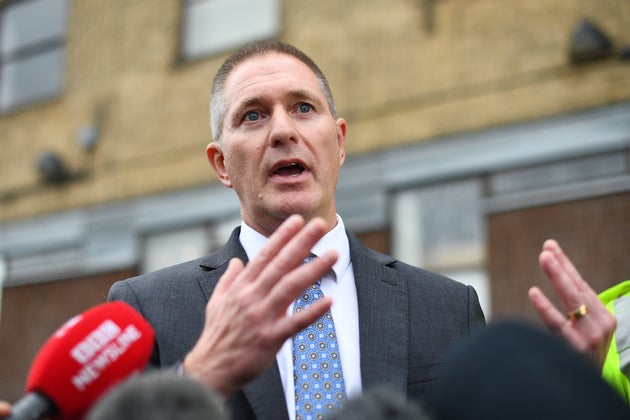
567;304;588;321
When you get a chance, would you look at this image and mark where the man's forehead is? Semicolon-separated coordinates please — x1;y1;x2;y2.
226;53;317;88
224;53;323;105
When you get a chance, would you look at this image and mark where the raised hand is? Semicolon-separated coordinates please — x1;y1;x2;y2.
183;215;338;397
528;239;616;368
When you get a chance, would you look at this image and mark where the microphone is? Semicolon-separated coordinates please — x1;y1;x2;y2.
7;301;155;420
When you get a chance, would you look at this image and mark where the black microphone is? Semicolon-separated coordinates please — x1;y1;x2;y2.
6;393;55;420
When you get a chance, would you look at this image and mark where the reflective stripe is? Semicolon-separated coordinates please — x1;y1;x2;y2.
615;295;630;377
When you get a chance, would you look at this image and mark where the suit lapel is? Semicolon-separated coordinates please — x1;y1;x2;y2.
348;232;409;395
197;227;247;300
197;227;290;420
241;365;290;420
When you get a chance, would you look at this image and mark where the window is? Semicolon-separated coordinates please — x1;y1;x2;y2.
0;0;68;113
142;215;240;274
391;179;492;317
180;0;280;61
143;227;211;274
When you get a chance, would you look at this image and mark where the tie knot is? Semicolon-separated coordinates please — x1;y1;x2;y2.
302;254;337;283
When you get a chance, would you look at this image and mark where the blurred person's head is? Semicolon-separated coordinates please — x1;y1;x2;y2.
325;387;432;420
431;320;630;420
206;40;346;236
86;371;228;420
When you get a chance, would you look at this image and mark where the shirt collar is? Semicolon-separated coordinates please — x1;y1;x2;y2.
239;215;350;283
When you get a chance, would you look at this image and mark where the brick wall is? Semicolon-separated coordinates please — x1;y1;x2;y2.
0;268;137;401
487;191;630;322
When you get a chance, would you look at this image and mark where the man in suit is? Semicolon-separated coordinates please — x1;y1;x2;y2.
108;40;615;420
109;40;484;419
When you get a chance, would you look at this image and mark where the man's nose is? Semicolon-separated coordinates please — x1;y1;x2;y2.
268;109;298;146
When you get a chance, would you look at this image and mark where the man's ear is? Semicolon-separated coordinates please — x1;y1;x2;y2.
336;118;347;166
206;142;233;188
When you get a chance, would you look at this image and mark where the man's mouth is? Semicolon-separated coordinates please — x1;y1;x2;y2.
273;162;306;177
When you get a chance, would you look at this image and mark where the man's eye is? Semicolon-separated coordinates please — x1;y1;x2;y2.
298;103;312;113
244;111;260;122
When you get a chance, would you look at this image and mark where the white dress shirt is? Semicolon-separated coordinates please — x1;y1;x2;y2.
239;215;362;420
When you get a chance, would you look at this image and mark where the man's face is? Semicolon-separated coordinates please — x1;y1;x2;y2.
207;52;346;236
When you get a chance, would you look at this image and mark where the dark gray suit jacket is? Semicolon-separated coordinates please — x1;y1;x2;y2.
108;227;485;419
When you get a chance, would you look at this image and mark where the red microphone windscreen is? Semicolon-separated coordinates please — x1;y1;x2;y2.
25;301;155;420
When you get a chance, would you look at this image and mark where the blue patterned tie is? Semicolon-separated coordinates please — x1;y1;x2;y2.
292;258;346;420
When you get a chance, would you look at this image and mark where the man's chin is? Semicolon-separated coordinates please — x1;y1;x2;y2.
268;201;322;222
272;206;315;221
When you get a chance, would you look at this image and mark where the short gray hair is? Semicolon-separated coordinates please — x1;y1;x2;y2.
210;40;338;144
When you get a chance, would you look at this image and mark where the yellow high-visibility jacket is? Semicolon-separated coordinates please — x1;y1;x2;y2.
600;280;630;404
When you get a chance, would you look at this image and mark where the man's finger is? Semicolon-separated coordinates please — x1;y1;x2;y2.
264;250;338;315
539;249;583;314
528;286;566;332
272;297;332;341
544;239;589;293
254;218;328;294
212;258;245;298
240;214;306;284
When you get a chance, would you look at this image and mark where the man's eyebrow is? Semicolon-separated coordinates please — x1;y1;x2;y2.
229;96;264;122
240;96;264;109
286;88;322;103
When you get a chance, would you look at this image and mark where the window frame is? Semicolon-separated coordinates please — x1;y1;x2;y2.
178;0;281;62
0;0;68;114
